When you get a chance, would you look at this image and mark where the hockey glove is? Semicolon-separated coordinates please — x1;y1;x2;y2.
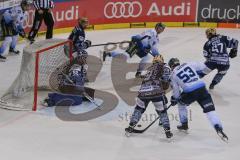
170;96;178;106
229;48;237;58
84;40;92;48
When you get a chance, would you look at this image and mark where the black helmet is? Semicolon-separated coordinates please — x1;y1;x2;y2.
21;0;31;9
21;0;31;5
155;22;166;29
168;58;180;68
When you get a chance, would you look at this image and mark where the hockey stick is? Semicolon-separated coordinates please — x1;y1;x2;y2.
56;68;101;109
131;104;172;134
82;92;102;110
90;41;130;47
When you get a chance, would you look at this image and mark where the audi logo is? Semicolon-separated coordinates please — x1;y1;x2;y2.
104;1;142;19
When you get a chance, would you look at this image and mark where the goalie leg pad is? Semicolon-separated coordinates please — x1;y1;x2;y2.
48;92;83;106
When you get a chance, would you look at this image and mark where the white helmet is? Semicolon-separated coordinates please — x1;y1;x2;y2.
69;64;82;73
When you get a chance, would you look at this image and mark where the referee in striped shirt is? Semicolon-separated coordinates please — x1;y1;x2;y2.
28;0;54;43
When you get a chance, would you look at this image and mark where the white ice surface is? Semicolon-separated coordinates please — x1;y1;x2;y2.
0;28;240;160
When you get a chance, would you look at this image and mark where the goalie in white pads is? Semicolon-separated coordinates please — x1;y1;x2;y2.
0;0;30;61
103;23;165;78
168;58;228;141
125;55;173;138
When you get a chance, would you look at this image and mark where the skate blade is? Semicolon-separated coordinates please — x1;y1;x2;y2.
177;129;189;134
125;131;132;137
0;59;6;62
8;52;19;55
159;135;174;143
165;137;174;143
217;132;229;143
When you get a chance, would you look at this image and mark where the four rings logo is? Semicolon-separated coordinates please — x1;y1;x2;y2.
104;1;142;19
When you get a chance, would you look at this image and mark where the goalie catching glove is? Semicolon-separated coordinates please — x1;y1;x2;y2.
229;48;237;58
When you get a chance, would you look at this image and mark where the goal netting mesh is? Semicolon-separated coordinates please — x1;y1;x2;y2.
0;39;72;111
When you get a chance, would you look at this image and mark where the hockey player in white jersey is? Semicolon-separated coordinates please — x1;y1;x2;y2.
168;58;228;141
202;28;239;89
103;23;165;78
0;0;30;61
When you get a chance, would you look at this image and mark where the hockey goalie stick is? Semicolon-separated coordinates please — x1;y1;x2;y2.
82;92;102;110
90;41;130;47
131;104;172;134
56;68;101;109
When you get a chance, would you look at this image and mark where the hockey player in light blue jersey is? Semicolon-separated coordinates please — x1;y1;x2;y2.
102;23;165;78
202;28;239;89
0;0;30;61
168;58;228;141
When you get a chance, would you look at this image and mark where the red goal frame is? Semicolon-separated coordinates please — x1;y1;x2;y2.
33;40;73;111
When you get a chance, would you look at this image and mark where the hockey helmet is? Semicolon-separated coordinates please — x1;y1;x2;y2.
21;0;31;11
155;22;166;29
69;64;82;73
205;28;216;39
155;22;165;34
168;58;180;69
78;17;89;28
152;55;164;64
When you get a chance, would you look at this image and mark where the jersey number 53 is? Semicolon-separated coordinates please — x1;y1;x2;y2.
176;66;196;83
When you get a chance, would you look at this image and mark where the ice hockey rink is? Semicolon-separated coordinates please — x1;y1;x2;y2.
0;27;239;160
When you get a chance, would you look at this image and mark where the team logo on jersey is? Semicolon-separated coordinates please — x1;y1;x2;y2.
104;1;142;19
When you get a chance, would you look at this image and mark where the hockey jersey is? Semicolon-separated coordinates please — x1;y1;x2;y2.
132;29;160;57
138;63;171;98
68;25;88;51
203;35;238;65
62;66;86;87
2;6;26;33
170;62;206;99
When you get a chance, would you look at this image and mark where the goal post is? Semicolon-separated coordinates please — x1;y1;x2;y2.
0;39;73;111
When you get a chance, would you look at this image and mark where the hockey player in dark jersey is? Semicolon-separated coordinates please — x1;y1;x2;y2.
125;55;173;138
68;17;91;54
66;17;91;81
202;28;238;89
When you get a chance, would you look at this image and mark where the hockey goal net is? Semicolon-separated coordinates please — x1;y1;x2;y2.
0;39;72;111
